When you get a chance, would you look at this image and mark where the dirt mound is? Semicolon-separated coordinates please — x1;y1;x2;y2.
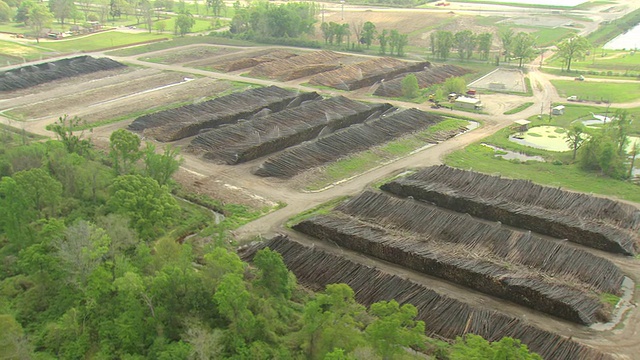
0;56;125;92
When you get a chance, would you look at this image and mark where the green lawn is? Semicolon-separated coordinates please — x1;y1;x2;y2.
0;40;46;62
546;49;640;73
531;27;578;47
37;31;168;53
550;80;640;103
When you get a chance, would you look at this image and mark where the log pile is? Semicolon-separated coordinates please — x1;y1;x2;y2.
373;64;472;97
206;49;297;72
293;191;623;325
381;165;640;255
309;58;429;91
240;235;613;360
128;86;320;142
254;108;453;178
0;56;125;91
248;50;345;81
188;96;390;164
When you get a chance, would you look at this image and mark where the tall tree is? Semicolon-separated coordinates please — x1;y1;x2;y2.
175;11;195;36
253;248;294;299
13;167;63;216
499;28;514;62
320;21;333;44
454;30;474;61
362;21;376;49
378;29;388;55
365;300;426;360
108;174;179;239
477;32;492;60
49;0;76;27
143;143;182;186
511;32;536;68
612;109;631;156
0;176;36;244
0;0;11;22
401;73;419;98
28;3;53;44
109;129;141;175
557;35;590;72
49;115;92;156
435;30;454;60
565;123;587;160
351;20;363;49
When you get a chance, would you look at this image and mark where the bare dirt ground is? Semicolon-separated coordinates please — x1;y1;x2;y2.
469;67;527;93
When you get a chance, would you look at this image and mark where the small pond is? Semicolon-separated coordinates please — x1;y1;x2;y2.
604;23;640;50
508;126;570;152
482;143;545;162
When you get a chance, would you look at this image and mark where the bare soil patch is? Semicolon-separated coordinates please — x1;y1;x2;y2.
8;71;189;120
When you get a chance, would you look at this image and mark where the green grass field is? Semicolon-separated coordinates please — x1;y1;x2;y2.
0;40;46;62
546;49;640;73
35;31;168;53
504;102;534;115
550;80;640;103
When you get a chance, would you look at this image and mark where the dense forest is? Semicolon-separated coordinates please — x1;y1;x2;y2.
0;118;541;359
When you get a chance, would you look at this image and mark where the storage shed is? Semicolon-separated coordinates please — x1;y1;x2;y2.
455;96;482;110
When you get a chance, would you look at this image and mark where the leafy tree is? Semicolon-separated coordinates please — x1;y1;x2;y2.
27;3;53;44
578;132;626;179
450;334;542;360
390;30;408;56
175;11;195;36
321;21;334;44
155;20;167;33
183;322;224;359
0;314;32;359
362;21;376;49
454;30;475;61
214;273;256;343
565;123;587;160
435;30;454;60
202;247;245;288
297;284;366;359
511;32;536;67
13;167;63;216
499;28;514;62
612;109;631;155
0;176;36;244
378;29;388;55
143;142;182;186
401;73;419;99
365;300;426;360
49;115;92;156
557;35;590;72
109;129;141;175
49;0;76;27
14;0;33;24
0;0;11;22
108;174;180;239
54;220;111;286
334;23;349;45
253;248;294;299
443;76;466;95
477;32;492;60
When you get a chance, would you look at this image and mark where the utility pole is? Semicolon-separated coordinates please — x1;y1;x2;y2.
341;0;345;20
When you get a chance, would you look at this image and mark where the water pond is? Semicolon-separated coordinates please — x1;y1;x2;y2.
604;23;640;50
482;143;545;162
509;126;570;152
